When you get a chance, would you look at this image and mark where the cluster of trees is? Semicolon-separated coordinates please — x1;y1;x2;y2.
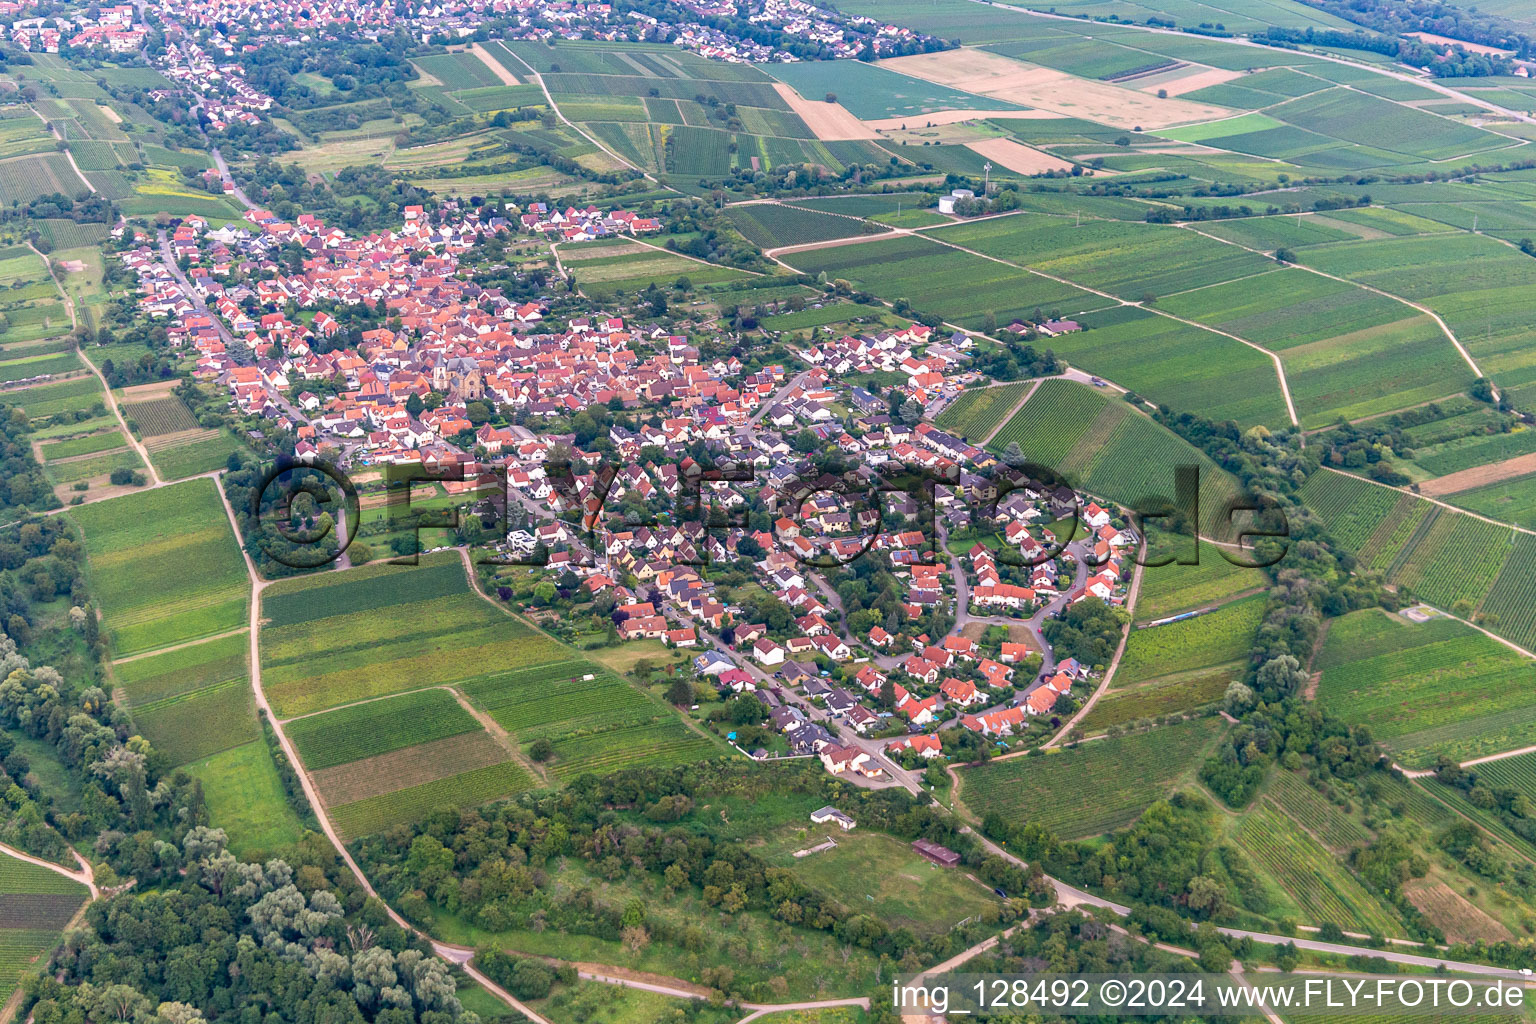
663;200;769;271
1042;598;1125;670
1141;410;1390;808
967;339;1061;383
1254;26;1514;76
1431;758;1536;885
1314;398;1521;487
1282;0;1530;61
354;762;1048;1003
239;32;421;109
239;160;439;233
0;191;117;230
220;455;351;579
27;826;483;1024
0;404;57;514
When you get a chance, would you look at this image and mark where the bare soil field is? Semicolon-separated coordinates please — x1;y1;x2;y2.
471;42;520;85
118;380;179;401
1420;450;1536;495
864;109;1058;130
964;136;1075;174
1405;880;1512;943
1142;67;1244;98
1407;32;1512;56
876;49;1232;130
310;729;507;806
773;83;877;140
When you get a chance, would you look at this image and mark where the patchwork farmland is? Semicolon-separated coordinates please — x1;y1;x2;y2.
70;478;249;657
259;554;720;838
987;379;1248;541
0;855;88;1007
956;716;1225;836
1314;609;1536;767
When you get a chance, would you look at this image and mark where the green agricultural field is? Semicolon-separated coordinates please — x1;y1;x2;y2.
43;447;142;486
988;379;1249;541
956;716;1225;837
1115;595;1263;685
413;52;502;90
0;153;86;205
1233;803;1402;934
566;248;748;292
286;688;479;770
1265;769;1373;851
1135;540;1260;621
328;760;535;841
1414;428;1536;481
142;427;247;481
1158;269;1469;425
1315;609;1536;767
781;233;1107;337
1268;88;1509;161
545;720;718;782
70;478;249;657
1077;668;1231;732
1297;469;1402;552
934;382;1033;442
133;678;258;767
114;631;247;709
37;429;128;461
1299;469;1519;625
723;203;883;249
0;351;78;383
936;215;1275;304
1445;473;1536;531
1037;305;1288;426
1480;533;1536;650
124;396;197;435
258;556;564;716
766;60;1023;120
1293;233;1536;387
0;853;88;1007
260;555;718;792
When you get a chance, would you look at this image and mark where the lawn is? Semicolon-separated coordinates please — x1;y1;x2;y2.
752;828;997;937
956;716;1225;838
1315;609;1536;767
188;739;310;857
69;478;249;657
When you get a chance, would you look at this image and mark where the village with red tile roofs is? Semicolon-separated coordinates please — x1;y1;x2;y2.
12;0;1536;1011
110;177;1140;793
